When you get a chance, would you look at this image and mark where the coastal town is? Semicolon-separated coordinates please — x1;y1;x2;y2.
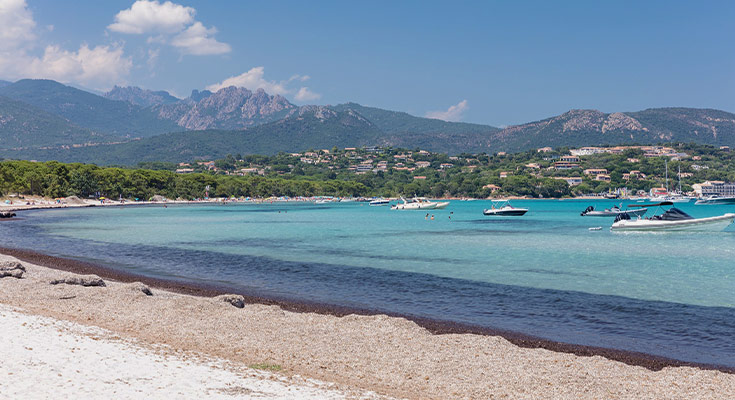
169;143;735;199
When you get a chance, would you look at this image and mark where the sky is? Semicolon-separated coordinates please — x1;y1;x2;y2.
0;0;733;126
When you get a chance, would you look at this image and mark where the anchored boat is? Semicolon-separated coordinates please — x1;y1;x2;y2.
391;197;449;210
695;195;735;205
369;198;391;206
581;204;648;217
483;200;528;216
611;202;735;232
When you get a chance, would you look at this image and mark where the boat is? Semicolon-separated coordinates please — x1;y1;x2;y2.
610;202;735;231
369;198;391;206
581;204;648;217
434;201;450;209
314;197;337;204
647;162;694;203
695;195;735;205
390;197;448;210
483;200;528;216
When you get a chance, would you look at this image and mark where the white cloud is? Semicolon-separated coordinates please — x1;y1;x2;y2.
170;22;230;55
0;0;36;51
206;67;321;102
27;44;132;88
294;87;321;101
206;66;289;94
108;0;194;34
146;48;159;69
425;100;469;122
291;74;310;82
109;0;230;56
0;0;131;89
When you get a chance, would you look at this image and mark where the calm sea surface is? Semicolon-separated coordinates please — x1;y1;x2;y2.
3;200;734;366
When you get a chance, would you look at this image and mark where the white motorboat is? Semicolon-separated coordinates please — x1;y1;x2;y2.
314;197;337;204
649;194;693;203
611;202;735;231
369;198;391;206
695;195;735;205
391;197;447;210
483;200;528;216
581;204;648;217
434;201;450;209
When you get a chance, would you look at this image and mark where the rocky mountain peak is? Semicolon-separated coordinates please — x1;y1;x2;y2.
189;89;213;102
602;112;645;133
104;86;179;107
558;109;605;132
168;86;296;130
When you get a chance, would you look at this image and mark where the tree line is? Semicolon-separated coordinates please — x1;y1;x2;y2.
0;160;368;200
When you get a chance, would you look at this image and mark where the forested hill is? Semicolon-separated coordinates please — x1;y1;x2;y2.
0;79;181;137
0;107;384;164
0;78;733;162
492;108;735;152
0;96;116;149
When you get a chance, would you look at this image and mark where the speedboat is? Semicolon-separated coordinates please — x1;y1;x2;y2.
369;198;391;206
581;204;648;217
483;200;528;216
695;195;735;205
611;202;735;231
314;197;337;204
649;194;693;203
391;197;447;210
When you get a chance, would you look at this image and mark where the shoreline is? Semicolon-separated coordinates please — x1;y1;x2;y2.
0;195;657;214
1;245;732;374
2;248;734;398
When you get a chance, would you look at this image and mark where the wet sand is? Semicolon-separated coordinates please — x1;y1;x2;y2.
1;248;733;399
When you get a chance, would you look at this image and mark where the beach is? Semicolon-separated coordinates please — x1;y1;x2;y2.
1;251;733;399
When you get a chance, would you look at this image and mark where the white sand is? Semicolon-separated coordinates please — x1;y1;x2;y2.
1;254;733;399
0;304;383;399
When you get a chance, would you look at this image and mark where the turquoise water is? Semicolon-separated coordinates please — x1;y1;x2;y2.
3;200;735;366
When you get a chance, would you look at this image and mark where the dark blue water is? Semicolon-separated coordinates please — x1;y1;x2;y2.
2;202;734;367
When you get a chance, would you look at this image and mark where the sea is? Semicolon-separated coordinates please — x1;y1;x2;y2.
3;199;734;367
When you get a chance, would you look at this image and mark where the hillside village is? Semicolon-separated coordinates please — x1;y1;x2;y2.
169;143;735;199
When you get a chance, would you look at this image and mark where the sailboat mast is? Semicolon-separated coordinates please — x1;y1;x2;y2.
678;164;682;193
665;160;669;193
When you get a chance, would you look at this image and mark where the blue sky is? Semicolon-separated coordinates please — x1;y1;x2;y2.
1;0;733;126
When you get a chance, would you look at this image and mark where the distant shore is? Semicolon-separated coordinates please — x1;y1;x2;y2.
1;245;734;398
0;194;641;214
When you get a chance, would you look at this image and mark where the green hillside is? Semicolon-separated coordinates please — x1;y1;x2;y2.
491;108;735;152
0;108;383;164
0;79;181;138
332;102;499;134
0;96;115;149
332;102;500;153
625;108;735;146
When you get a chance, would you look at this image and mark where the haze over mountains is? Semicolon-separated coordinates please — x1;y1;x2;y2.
1;78;734;165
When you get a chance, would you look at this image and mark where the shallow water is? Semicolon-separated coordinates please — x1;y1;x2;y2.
3;200;734;366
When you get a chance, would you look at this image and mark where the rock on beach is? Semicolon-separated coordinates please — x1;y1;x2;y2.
50;275;106;287
0;261;25;278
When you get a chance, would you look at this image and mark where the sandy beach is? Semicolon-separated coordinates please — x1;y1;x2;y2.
1;251;733;399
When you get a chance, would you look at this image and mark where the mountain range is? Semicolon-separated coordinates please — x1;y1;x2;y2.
1;78;734;165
